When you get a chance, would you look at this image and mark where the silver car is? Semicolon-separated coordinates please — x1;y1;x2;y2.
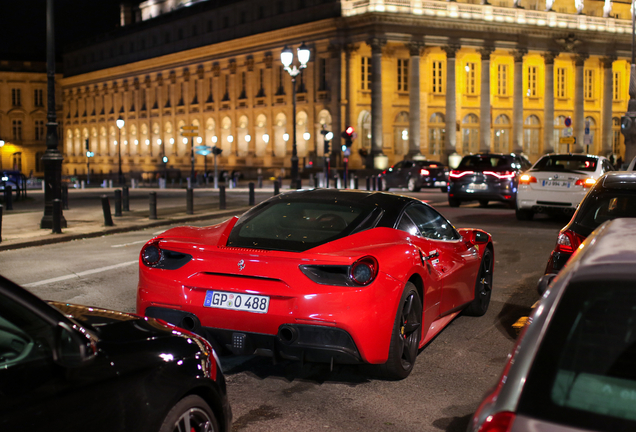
469;217;636;432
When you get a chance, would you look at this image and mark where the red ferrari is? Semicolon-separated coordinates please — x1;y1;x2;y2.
137;189;493;379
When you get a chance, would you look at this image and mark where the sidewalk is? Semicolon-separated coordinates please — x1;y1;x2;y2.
0;187;263;252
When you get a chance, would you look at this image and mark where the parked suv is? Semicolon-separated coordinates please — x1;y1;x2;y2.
447;153;531;207
381;159;448;192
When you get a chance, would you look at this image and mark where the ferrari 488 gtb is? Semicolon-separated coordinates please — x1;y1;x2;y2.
137;189;493;379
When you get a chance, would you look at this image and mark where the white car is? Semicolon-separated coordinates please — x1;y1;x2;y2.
516;154;615;220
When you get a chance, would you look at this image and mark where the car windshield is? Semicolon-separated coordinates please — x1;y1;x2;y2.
518;280;636;430
457;156;510;170
532;155;598;173
227;200;378;252
575;191;636;233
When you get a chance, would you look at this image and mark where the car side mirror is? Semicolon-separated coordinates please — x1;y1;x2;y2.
54;322;97;368
537;273;557;296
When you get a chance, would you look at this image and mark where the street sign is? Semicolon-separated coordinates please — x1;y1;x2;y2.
584;134;593;145
181;125;198;131
565;117;572;127
559;137;576;145
195;145;212;156
563;127;573;137
181;132;199;137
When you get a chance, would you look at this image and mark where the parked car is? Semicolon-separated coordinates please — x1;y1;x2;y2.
515;153;615;220
545;172;636;273
137;189;494;380
0;274;232;432
0;170;26;199
447;153;532;208
468;217;636;432
380;159;448;192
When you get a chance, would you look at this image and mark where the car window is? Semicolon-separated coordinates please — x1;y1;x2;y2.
533;155;598;173
403;161;413;169
404;204;459;241
392;162;402;170
0;295;54;368
458;156;509;170
576;192;636;231
396;213;419;236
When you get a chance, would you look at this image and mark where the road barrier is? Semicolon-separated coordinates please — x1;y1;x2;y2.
101;195;114;226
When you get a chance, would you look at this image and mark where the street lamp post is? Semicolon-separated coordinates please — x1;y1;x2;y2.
40;0;66;229
116;117;125;185
281;43;310;186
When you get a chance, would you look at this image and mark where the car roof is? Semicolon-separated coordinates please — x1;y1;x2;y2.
599;172;636;189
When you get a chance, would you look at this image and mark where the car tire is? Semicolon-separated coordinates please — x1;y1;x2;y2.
407;178;421;192
479;200;488;207
440;186;448;193
464;248;493;317
159;395;219;432
515;207;534;221
448;197;461;207
379;282;422;380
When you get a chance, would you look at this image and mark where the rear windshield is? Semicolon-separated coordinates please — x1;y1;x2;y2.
518;281;636;430
227;200;377;252
575;191;636;234
532;155;598;173
457;155;511;170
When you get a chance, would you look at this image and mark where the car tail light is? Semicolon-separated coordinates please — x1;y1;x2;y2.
477;412;516;432
574;177;596;188
420;169;430;176
350;256;379;286
555;229;585;254
140;241;192;269
429;164;438;168
450;170;473;180
519;174;537;184
484;171;516;180
142;242;162;266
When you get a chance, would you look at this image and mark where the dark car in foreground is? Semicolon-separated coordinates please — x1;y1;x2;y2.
380;159;448;192
545;172;636;273
469;217;636;432
0;275;231;432
448;153;531;208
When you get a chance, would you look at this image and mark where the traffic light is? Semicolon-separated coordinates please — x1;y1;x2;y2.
320;130;333;156
341;126;356;147
162;156;169;163
212;146;223;156
324;140;331;155
85;138;89;150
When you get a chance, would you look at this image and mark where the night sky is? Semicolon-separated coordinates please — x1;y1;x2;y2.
2;0;129;61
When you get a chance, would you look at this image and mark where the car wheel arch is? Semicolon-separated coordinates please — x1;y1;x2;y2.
174;386;230;432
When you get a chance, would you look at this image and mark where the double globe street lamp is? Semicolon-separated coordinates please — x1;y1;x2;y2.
281;42;310;186
116;117;125;185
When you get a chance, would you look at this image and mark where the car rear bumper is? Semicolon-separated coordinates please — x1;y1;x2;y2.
448;182;515;202
516;186;587;212
545;250;572;273
145;306;363;364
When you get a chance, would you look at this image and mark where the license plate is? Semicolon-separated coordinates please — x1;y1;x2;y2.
467;183;487;190
434;181;447;186
204;290;270;313
542;180;570;188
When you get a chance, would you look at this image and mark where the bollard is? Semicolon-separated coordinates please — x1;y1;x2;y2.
314;176;319;189
114;189;122;217
233;173;240;188
354;175;359;190
0;204;3;243
62;184;69;210
257;175;263;188
377;176;383;191
149;192;157;220
81;180;85;189
277;176;282;188
333;176;338;189
109;179;113;188
4;186;13;211
249;182;255;206
372;176;377;191
186;188;194;215
219;185;226;210
122;186;130;211
52;199;62;234
187;177;192;189
366;176;371;191
274;181;280;196
101;195;114;226
296;179;302;190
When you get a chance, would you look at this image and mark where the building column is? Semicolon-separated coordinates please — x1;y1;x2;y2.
543;51;557;153
601;56;615;156
407;41;425;157
369;37;387;169
512;49;526;154
479;46;494;153
442;44;460;165
573;54;588;153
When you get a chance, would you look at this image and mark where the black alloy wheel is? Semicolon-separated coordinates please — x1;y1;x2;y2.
380;282;422;380
464;248;493;317
160;395;219;432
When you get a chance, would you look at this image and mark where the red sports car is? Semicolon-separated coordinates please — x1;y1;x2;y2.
137;189;493;379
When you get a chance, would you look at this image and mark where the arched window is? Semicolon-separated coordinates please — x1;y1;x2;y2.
523;115;541;156
296;111;308;157
255;114;268;157
428;113;445;157
221;116;232;156
237;115;249;157
274;113;287;157
206;118;216;148
393;111;409;156
164;121;174;156
494;114;511;153
358;110;371;157
462;114;479;155
316;109;332;157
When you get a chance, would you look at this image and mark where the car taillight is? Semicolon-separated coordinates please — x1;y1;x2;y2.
574;177;596;188
519;174;537;184
420;169;430;176
555;229;585;254
450;170;473;179
141;242;162;266
477;412;516;432
484;170;515;180
350;256;379;285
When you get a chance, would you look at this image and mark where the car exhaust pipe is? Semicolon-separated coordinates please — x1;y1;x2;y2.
181;315;197;331
278;325;299;344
